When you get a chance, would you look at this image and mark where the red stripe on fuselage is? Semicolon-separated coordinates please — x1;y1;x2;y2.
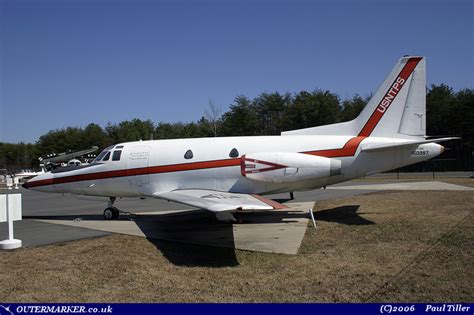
304;136;366;157
27;58;421;188
27;159;241;188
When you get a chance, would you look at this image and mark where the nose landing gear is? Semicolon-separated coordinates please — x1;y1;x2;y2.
103;207;119;220
103;197;120;220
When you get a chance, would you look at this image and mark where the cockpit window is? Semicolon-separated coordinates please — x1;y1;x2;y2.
112;150;122;161
94;151;107;162
102;152;111;161
92;145;114;163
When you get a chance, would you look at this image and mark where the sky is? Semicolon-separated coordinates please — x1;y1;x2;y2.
1;0;473;144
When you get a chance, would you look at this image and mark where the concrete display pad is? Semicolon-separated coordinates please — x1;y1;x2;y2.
34;201;314;255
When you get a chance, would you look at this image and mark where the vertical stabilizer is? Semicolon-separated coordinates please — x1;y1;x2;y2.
282;56;426;140
354;56;425;139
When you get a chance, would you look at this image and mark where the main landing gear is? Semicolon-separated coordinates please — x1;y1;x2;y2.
103;197;120;220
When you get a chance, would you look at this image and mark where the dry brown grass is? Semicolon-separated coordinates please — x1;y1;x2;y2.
0;191;472;302
437;178;474;187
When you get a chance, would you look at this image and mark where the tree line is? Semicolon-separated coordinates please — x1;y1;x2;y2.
0;84;472;172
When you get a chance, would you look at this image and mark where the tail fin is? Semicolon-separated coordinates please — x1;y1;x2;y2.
282;56;426;139
355;56;425;138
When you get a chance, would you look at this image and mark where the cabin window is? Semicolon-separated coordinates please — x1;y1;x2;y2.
115;145;124;149
102;152;111;161
229;148;239;158
184;149;193;159
112;150;122;161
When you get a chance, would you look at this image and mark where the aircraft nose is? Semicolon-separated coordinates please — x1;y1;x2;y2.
21;172;56;192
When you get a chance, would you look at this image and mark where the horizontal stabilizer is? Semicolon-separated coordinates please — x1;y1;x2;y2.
361;137;460;152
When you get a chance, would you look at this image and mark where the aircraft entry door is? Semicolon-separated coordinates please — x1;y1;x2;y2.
127;145;150;187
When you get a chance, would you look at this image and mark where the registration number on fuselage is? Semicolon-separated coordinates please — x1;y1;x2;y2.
411;150;429;156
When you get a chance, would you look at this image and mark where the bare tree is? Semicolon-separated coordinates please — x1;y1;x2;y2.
205;99;222;137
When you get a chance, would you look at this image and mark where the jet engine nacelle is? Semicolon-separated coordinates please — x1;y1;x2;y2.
241;152;342;183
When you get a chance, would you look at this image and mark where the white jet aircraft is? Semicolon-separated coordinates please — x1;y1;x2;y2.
24;56;457;221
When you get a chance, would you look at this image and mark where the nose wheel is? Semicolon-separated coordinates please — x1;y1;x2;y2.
103;197;120;220
103;207;120;220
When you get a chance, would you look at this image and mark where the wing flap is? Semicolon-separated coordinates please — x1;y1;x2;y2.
154;189;287;212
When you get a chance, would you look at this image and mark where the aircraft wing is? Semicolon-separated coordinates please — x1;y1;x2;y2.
154;189;287;212
361;137;460;152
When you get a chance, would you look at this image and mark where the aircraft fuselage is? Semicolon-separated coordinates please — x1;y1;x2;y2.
25;134;443;198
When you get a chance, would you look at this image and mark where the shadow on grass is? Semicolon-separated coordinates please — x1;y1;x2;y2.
25;211;240;267
133;210;239;267
24;207;311;267
315;205;375;225
145;238;239;268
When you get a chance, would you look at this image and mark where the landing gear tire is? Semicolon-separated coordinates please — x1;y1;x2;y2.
103;207;119;220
